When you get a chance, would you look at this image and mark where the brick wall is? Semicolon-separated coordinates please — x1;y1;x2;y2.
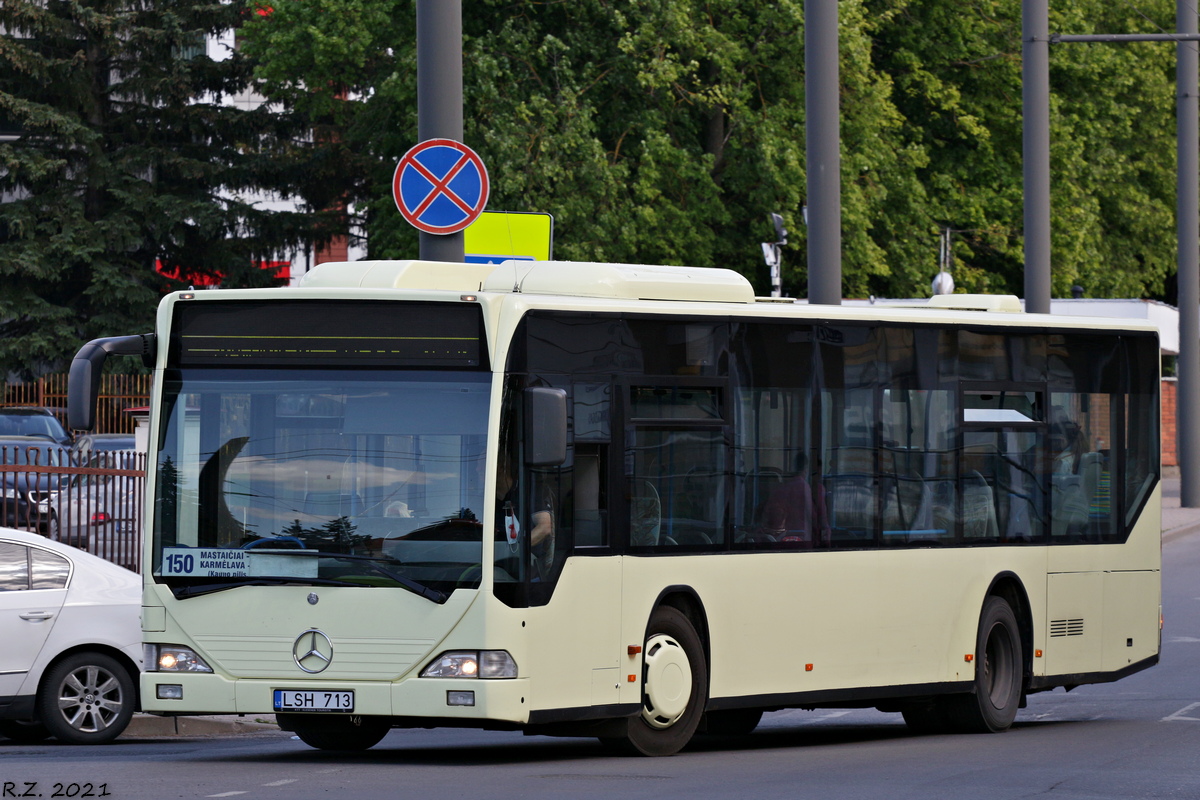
1163;378;1177;467
315;235;349;264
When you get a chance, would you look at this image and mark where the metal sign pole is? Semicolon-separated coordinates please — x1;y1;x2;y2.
416;0;464;262
1177;0;1200;506
805;0;842;306
1022;0;1051;315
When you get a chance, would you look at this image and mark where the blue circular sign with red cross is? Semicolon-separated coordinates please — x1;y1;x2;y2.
393;139;490;235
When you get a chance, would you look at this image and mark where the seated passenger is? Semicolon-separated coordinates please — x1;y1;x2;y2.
1049;413;1094;538
762;453;830;545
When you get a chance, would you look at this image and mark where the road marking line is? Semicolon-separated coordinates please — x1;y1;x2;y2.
263;780;297;787
814;711;852;721
207;793;248;798
1163;702;1200;722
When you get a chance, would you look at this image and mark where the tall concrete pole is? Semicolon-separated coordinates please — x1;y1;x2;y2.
1177;0;1200;506
1023;0;1051;314
416;0;464;262
805;0;842;306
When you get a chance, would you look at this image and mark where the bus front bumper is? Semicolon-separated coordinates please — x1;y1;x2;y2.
140;672;532;724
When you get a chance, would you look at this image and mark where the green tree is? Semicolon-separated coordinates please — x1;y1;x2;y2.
243;0;923;297
869;0;1177;298
244;0;1182;302
0;0;342;378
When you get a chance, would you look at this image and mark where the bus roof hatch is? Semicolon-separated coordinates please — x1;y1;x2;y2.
481;260;756;303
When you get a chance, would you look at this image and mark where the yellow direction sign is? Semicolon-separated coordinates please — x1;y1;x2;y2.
464;211;553;264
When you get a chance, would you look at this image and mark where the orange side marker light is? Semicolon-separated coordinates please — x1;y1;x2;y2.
965;654;974;662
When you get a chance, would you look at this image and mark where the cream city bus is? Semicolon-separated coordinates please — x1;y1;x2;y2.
68;260;1162;756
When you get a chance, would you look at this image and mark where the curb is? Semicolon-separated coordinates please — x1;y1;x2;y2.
1163;521;1200;544
121;714;281;738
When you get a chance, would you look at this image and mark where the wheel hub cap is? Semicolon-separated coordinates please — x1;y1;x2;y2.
641;633;692;729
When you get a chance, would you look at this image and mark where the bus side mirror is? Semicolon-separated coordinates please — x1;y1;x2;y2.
68;334;156;431
524;387;567;466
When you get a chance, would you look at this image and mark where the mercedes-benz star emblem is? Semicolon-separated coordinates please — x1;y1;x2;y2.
292;629;334;674
307;592;319;605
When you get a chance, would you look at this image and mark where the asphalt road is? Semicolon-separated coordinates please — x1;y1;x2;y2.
4;527;1200;800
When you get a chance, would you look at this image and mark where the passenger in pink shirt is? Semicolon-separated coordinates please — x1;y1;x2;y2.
762;453;830;546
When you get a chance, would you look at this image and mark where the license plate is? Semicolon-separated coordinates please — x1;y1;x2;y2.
273;689;354;712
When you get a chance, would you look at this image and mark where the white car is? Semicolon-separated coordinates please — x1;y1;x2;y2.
0;527;141;744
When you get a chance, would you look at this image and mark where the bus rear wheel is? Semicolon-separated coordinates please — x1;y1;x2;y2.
282;714;391;751
945;596;1024;733
600;605;707;756
702;708;764;737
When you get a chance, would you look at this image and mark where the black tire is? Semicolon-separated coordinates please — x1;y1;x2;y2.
0;719;52;742
283;714;391;751
37;652;135;744
599;605;707;756
901;702;951;735
944;596;1024;733
702;708;763;737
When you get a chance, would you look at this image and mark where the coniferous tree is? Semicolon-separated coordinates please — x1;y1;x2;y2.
0;0;346;377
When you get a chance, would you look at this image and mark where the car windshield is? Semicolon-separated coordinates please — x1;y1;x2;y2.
152;369;490;599
0;410;69;442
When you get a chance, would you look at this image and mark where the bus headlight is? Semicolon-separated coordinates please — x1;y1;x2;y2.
145;644;213;673
420;650;517;679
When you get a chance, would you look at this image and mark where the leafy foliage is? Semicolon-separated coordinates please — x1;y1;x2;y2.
243;0;1181;303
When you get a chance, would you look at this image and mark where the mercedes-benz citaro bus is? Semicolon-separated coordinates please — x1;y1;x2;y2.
67;260;1161;756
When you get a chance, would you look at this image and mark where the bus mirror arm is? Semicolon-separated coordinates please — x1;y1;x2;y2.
68;334;156;431
524;387;568;466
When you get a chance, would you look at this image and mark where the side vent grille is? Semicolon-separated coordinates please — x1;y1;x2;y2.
1050;618;1085;637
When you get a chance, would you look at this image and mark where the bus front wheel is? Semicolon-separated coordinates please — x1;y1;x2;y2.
282;714;391;751
946;595;1024;733
600;605;707;756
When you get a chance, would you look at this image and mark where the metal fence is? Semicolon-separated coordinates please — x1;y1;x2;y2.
2;373;151;434
0;444;146;573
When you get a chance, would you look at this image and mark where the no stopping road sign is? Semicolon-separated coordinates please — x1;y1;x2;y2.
393;139;490;235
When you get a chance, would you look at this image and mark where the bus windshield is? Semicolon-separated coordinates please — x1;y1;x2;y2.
151;369;490;598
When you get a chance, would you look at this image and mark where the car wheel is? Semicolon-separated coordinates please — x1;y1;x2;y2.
37;652;136;744
0;719;51;742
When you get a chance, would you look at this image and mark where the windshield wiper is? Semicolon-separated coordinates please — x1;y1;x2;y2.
312;551;448;603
